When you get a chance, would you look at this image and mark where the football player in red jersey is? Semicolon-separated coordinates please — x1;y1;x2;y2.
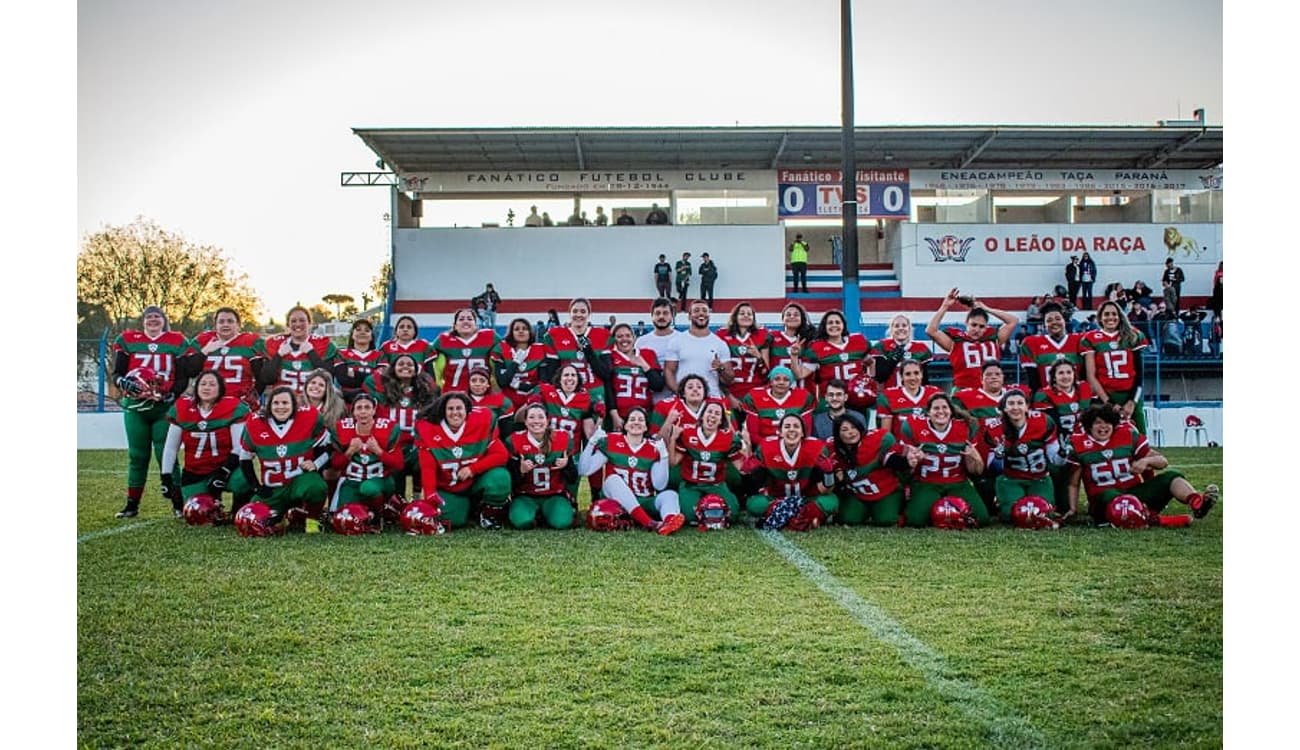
806;309;873;399
1018;303;1083;392
665;400;749;522
491;318;548;408
739;366;816;441
877;360;943;439
1066;405;1217;525
1034;358;1093;513
829;414;911;526
111;305;198;518
980;391;1062;521
430;308;500;393
768;302;817;389
925;289;1019;391
1081;300;1151;436
540;297;613;409
334;318;383;400
871;314;932;388
741;414;839;523
261;306;339;394
717;301;771;410
237;386;331;532
362;353;439;503
327;392;404;524
299;369;346;427
413;392;512;529
506;403;576;529
606;322;665;431
195;306;265;410
899;393;986;527
159;370;251;518
466;366;515;436
379;315;435;374
578;407;685;535
651;374;730;434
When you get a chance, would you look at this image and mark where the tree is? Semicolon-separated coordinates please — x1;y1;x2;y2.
371;260;392;306
322;293;355;319
77;217;262;335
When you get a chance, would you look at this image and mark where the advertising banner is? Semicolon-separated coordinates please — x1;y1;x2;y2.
400;170;775;193
910;169;1222;192
914;224;1220;266
777;168;911;219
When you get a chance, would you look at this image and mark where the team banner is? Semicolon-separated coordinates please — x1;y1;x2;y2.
914;224;1221;266
777;168;911;219
400;170;775;193
910;168;1223;192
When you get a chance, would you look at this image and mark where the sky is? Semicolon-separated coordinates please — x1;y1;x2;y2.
76;0;1224;322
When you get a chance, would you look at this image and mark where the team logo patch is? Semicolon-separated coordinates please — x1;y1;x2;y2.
839;353;849;362
1109;342;1118;350
1102;449;1114;459
1069;403;1079;412
774;409;785;418
737;345;748;355
197;420;208;431
576;350;585;360
462;348;471;357
452;447;463;458
787;470;798;480
938;445;947;454
275;445;288;458
293;361;302;370
700;451;711;461
913;408;924;417
534;454;545;464
628;457;638;468
1017;444;1029;455
924;234;976;262
359;453;371;464
847;470;857;479
221;347;230;355
400;398;411;407
148;343;158;353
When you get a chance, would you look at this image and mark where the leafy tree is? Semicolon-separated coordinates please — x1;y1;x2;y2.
322;293;355;319
76;217;262;335
371;260;392;306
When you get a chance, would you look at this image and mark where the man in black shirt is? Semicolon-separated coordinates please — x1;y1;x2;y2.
616;209;636;226
653;254;672;300
646;203;670;225
698;253;718;309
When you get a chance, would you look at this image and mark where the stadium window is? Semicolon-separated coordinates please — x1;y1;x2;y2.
673;190;775;225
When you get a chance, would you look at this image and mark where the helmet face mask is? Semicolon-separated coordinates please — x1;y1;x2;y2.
1010;495;1059;530
182;494;225;526
931;496;977;530
586;499;632;531
695;494;730;531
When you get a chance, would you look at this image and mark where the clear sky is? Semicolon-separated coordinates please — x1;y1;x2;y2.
77;0;1223;321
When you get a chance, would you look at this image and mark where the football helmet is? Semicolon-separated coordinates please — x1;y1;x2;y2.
930;496;977;529
586;498;632;531
234;501;284;538
695;494;730;531
1009;495;1059;530
182;493;225;526
400;499;447;535
121;366;167;404
845;373;878;409
331;503;377;535
1106;494;1151;529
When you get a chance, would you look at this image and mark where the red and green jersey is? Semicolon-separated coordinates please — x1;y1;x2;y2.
870;339;933;388
676;425;743;485
112;330;196;404
507;430;572;497
899;417;976;485
361;375;429;442
767;330;809;388
166;395;250;475
652;396;732;432
492;341;548;406
413;408;509;496
591;433;662;498
1033;383;1093;439
469;390;515;426
608;348;661;415
337;347;384;386
533;384;603;448
330;416;404;483
980;411;1058;480
195;331;265;401
1019;332;1084;387
877;385;943;438
807;334;872;395
264;334;339;392
240;406;328;488
1080;330;1148;393
754;436;830;498
379;337;435;371
431;329;500;392
716;328;770;398
1067;423;1150;498
943;327;1001;391
740;387;816;441
952;386;1024;426
832;430;905;502
543;326;611;392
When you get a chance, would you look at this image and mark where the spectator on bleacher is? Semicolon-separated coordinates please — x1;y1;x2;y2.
646;202;670;225
616;208;636;226
1019;303;1083;393
634;321;648;337
1080;314;1099;332
698;253;718;310
653;254;672;301
524;206;543;227
1210;262;1223;316
1161;279;1178;316
1129;281;1155;310
1078;252;1097;309
594;206;608;227
546;309;561;328
925;289;1019;391
1064;256;1081;308
1024;296;1044;335
541;212;554;227
471;283;501;330
566;211;584;227
674;252;692;313
871;314;932;388
1179;307;1207;356
1081;300;1151;436
1162;258;1185;310
788;233;810;293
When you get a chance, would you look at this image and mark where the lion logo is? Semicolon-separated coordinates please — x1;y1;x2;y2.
1163;227;1203;259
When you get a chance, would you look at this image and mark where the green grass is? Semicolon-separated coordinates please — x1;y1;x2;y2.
78;449;1222;749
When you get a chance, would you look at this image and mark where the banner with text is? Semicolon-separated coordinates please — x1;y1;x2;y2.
400;170;775;194
777;168;911;219
910;169;1222;192
914;224;1221;266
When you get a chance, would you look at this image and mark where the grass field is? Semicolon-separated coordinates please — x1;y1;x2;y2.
77;448;1223;749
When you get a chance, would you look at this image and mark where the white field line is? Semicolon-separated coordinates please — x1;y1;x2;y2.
757;529;1046;749
77;520;160;543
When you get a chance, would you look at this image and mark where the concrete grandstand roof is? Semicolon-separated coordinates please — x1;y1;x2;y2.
353;125;1223;174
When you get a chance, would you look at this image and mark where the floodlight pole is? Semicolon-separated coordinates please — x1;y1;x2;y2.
840;0;862;331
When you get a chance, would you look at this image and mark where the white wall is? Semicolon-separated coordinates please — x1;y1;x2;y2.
78;413;126;449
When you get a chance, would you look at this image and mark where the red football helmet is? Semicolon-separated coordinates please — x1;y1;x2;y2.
401;499;447;535
1185;414;1204;427
182;493;225;526
586;499;632;531
845;373;879;409
1010;495;1059;530
123;366;167;403
695;494;731;531
331;503;377;535
930;496;977;529
234;501;284;537
1106;494;1151;529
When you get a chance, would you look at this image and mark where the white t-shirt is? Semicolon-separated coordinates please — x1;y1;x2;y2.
636;330;681;403
673;329;729;397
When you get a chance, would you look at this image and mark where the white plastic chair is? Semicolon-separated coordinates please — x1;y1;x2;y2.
1184;415;1208;447
1143;406;1165;447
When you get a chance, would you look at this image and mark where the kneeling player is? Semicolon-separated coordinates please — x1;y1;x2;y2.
743;414;839;528
328;393;404;528
828;414;909;527
666;400;748;525
237;386;331;533
159;370;251;522
506;404;576;529
414;392;512;529
578;408;685;535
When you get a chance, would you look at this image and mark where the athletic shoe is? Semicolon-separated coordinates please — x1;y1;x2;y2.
1192;484;1219;519
656;513;686;536
115;501;139;519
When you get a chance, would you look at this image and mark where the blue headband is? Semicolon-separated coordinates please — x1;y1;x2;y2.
769;366;795;383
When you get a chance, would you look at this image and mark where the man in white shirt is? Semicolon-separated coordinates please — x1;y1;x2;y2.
664;299;734;398
635;297;681;403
